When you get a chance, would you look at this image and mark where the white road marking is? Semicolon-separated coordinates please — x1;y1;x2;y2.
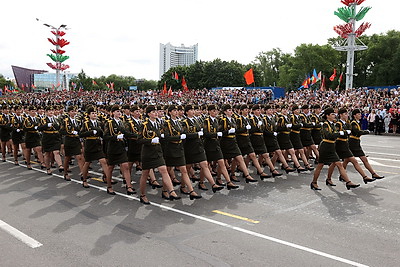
5;160;369;266
0;219;43;248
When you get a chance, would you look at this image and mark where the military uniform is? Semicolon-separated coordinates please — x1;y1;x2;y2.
235;114;254;156
23;116;42;149
104;118;133;165
124;117;143;162
79;119;105;162
276;115;293;150
163;117;186;167
335;119;353;159
289;113;303;150
203;116;223;162
140;118;165;170
249;115;268;155
318;121;340;165
11;114;25;145
38;116;62;152
348;119;369;157
60;116;82;156
0;113;12;142
299;112;315;147
218;115;241;159
262;114;280;152
310;112;323;145
181;116;207;164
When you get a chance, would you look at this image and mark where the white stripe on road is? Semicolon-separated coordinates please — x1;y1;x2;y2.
0;219;43;248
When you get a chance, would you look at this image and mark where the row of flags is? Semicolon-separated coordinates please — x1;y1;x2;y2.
91;80;115;90
300;69;344;90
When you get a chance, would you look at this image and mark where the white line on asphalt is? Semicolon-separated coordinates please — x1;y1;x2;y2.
0;219;43;248
5;160;369;266
365;151;400;157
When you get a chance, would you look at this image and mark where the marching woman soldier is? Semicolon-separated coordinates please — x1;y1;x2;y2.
276;105;307;172
79;106;114;193
248;104;282;178
219;104;257;183
23;106;45;170
325;108;376;186
11;106;26;165
162;105;202;200
59;106;84;181
203;105;239;190
262;104;295;173
310;107;360;190
235;104;269;179
181;105;223;192
0;105;13;161
289;105;314;170
38;106;63;175
299;104;319;163
125;106;161;188
343;109;384;180
309;104;323;163
138;105;181;204
104;105;136;195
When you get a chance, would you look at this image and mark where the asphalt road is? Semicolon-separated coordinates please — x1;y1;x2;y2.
1;134;399;267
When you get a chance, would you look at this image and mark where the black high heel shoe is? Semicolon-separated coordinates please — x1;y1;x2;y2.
107;187;116;195
149;180;163;189
82;179;90;188
140;195;150;205
231;174;240;182
190;176;200;183
270;169;283;177
64;174;71;181
296;166;307;173
41;164;46;170
363;176;376;184
325;179;336;186
198;182;209;191
161;190;169;200
169;190;181;200
212;184;224;193
244;175;258;183
282;165;296;174
371;173;384;179
179;186;190;195
257;171;272;180
58;168;64;173
216;179;226;186
46;168;53;175
346;181;360;190
310;182;321;190
227;182;239;190
171;178;181;186
189;191;202;200
126;186;136;195
27;165;33;170
338;175;345;182
305;164;314;171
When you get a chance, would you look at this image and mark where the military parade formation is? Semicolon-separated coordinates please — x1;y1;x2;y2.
0;102;385;205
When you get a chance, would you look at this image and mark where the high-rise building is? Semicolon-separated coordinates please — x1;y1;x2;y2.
159;43;198;78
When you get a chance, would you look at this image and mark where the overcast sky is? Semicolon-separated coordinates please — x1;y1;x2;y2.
0;0;396;81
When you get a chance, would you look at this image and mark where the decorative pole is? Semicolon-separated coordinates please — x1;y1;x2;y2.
38;19;70;91
333;0;371;90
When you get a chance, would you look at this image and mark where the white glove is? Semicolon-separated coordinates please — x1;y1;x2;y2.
228;128;235;134
257;121;263;126
151;137;160;144
180;134;187;140
246;124;251;130
72;131;78;135
273;132;278;136
312;122;316;126
34;126;38;130
320;122;324;125
346;130;351;135
300;123;303;127
93;130;97;135
217;132;223;137
16;129;21;132
198;131;204;137
160;133;165;138
47;123;53;127
339;131;344;136
287;124;292;128
117;134;124;139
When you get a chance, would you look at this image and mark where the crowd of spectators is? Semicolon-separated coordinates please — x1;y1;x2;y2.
1;86;400;134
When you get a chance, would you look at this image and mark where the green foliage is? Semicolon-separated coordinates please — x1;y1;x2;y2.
70;70;157;91
0;74;14;90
